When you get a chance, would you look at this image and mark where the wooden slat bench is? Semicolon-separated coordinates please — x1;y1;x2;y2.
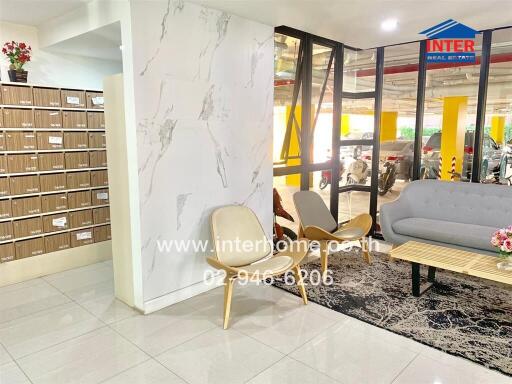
390;241;512;296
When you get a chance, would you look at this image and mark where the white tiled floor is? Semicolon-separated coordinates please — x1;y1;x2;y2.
0;260;510;384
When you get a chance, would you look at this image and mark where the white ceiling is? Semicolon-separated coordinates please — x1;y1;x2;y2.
0;0;89;26
46;22;122;61
190;0;512;48
1;0;510;61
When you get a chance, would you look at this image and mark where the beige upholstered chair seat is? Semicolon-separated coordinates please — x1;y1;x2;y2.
333;227;365;239
208;205;308;329
242;256;293;275
293;191;374;277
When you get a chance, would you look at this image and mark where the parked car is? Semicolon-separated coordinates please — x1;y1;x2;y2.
500;143;512;186
361;140;414;180
360;132;373;152
421;131;502;180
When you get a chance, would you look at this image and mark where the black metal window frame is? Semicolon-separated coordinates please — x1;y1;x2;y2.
274;24;509;236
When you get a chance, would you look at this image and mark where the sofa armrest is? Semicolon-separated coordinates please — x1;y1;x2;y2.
380;195;412;243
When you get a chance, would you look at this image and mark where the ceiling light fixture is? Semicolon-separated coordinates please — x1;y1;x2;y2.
381;18;398;32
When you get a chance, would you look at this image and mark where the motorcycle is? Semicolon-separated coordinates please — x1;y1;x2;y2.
378;160;397;196
346;159;369;185
319;162;346;190
319;169;331;190
273;188;297;250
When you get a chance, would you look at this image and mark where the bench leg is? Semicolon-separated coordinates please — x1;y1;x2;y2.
412;262;421;297
412;263;435;297
427;266;436;283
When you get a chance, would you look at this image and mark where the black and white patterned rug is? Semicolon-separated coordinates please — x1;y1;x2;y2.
274;249;512;376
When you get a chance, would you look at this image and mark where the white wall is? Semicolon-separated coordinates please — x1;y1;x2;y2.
129;0;274;308
0;22;122;90
29;0;144;310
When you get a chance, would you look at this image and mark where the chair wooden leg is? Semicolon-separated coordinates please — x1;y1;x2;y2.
223;276;234;329
361;238;372;265
320;241;329;281
293;265;308;305
298;224;305;239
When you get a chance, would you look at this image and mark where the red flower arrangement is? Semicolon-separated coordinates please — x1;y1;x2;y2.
2;41;32;71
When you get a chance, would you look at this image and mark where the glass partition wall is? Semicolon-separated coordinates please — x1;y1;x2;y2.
273;26;512;239
273;28;341;228
339;48;379;228
376;42;419;231
486;28;512;186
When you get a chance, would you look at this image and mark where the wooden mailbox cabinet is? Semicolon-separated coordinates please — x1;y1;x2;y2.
61;89;86;108
0;82;110;262
3;108;34;128
32;87;61;107
34;110;62;128
1;85;33;106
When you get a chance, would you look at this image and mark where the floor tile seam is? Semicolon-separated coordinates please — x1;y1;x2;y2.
0;296;73;327
389;352;421;384
283;316;351;356
242;354;288;383
285;353;348;384
0;340;34;384
13;324;109;361
95;357;153;384
150;324;220;359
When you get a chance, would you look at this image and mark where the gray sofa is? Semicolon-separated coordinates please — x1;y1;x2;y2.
380;180;512;256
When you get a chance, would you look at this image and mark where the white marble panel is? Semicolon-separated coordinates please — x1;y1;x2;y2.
130;0;274;302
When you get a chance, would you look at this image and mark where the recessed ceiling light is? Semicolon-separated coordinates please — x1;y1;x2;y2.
381;18;398;31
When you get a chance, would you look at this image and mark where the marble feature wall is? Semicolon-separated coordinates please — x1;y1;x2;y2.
130;0;274;302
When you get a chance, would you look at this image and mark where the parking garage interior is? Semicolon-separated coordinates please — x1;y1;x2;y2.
273;27;512;237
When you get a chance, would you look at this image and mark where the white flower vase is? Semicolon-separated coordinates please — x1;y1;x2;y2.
497;254;512;271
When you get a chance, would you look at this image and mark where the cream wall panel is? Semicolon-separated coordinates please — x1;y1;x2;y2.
104;74;142;309
0;241;111;287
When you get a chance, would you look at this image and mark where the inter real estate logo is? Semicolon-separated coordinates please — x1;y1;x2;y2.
420;19;480;63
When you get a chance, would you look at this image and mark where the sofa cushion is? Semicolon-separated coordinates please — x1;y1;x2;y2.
392;218;497;253
397;180;512;229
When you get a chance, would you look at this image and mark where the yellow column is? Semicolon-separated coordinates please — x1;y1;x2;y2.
490;116;505;145
380;112;398;142
440;96;467;181
341;114;350;137
285;105;301;186
284;106;314;187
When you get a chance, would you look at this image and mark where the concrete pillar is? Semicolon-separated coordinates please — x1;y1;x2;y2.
284;105;314;187
285;105;301;186
380;112;398;142
440;96;467;181
490;116;505;145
